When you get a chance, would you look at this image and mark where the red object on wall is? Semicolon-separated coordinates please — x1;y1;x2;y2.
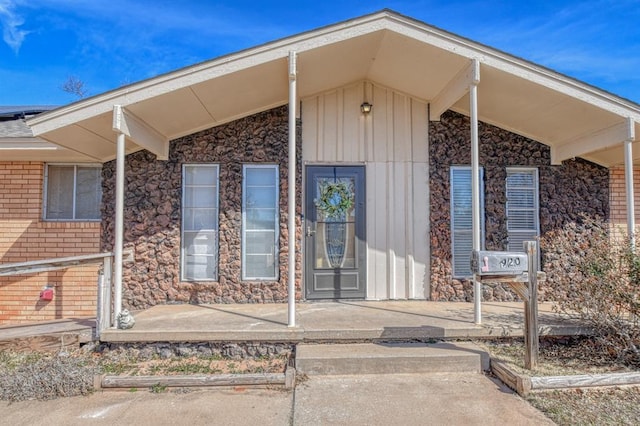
40;287;54;301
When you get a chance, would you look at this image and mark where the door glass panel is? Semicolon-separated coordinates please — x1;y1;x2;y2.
314;177;356;269
315;222;356;269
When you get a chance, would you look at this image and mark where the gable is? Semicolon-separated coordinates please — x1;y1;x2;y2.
26;9;640;167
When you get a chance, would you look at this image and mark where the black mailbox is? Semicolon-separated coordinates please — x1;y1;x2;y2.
471;250;528;276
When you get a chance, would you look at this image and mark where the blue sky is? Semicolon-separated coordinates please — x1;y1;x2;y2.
1;0;639;106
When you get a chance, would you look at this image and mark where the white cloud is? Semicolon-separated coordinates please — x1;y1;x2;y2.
0;0;29;53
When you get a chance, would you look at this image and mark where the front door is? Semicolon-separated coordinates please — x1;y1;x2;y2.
305;166;366;299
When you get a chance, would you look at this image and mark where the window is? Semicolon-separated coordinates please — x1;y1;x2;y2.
242;165;279;280
181;164;219;281
44;164;102;220
450;166;485;278
506;168;539;252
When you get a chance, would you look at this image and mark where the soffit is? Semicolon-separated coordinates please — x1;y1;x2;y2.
26;10;640;167
0;137;96;161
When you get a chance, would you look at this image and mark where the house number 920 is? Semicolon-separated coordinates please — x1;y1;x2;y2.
499;257;521;269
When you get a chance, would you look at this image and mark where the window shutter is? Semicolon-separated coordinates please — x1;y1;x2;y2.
506;168;539;252
450;167;484;277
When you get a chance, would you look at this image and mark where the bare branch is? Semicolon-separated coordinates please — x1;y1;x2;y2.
60;75;88;99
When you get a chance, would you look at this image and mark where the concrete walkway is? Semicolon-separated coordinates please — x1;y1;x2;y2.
100;300;587;343
0;373;553;425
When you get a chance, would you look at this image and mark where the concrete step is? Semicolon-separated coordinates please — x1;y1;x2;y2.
295;342;489;376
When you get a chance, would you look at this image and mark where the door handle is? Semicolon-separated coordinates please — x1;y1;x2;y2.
306;225;316;237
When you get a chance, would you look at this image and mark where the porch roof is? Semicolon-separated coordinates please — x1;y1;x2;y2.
27;9;640;167
0;105;94;161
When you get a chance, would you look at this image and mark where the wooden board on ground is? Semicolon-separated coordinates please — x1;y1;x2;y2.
0;333;80;352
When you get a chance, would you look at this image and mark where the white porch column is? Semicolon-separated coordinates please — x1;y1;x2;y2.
624;117;636;246
112;105;126;324
287;51;297;327
469;60;482;325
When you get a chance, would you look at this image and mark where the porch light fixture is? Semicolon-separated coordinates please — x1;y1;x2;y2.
360;102;372;114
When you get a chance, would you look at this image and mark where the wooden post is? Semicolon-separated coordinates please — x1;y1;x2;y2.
524;240;539;369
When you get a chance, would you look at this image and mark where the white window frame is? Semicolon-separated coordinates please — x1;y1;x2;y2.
242;164;279;280
506;167;540;253
181;164;220;282
43;163;102;221
450;166;485;278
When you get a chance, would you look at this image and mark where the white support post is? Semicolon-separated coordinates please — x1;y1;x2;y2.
624;117;636;247
112;106;126;325
287;51;297;328
469;60;482;325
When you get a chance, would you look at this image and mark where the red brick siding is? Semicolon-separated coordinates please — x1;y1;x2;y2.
609;166;640;229
0;162;101;324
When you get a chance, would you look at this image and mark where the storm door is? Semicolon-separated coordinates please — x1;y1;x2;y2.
305;166;366;299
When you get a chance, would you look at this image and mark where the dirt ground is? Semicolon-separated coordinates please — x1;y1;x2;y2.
477;336;640;425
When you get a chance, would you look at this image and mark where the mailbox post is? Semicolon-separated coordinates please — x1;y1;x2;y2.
471;241;542;369
524;240;539;370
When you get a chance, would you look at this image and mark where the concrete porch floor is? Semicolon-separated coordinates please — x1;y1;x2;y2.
100;300;589;343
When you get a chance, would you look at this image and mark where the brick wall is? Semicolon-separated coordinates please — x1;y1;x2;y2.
0;162;101;324
609;166;640;232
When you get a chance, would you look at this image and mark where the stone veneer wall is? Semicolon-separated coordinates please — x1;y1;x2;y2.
102;106;302;309
429;111;609;301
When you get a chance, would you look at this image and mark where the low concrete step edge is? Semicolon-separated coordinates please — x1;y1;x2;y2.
296;342;488;376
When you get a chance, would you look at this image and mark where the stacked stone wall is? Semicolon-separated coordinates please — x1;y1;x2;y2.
102;106;302;309
429;111;609;301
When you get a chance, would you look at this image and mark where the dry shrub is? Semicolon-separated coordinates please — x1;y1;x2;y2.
0;351;97;402
541;215;640;367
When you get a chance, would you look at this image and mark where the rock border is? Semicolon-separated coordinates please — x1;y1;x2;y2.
491;359;640;396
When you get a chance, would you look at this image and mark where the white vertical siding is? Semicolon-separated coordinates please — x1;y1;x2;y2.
302;81;430;300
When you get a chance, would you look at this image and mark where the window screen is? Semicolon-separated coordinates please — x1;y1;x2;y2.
45;164;101;220
242;165;279;280
181;164;219;281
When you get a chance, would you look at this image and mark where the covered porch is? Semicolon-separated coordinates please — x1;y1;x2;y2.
25;10;640;331
99;300;587;343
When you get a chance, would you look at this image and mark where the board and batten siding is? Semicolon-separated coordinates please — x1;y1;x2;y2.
301;81;430;300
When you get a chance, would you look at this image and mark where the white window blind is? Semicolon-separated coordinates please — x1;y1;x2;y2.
450;166;484;278
242;165;279;280
181;164;219;281
44;164;102;220
506;168;539;252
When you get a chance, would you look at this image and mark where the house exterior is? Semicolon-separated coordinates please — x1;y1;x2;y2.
1;10;640;325
0;107;101;323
